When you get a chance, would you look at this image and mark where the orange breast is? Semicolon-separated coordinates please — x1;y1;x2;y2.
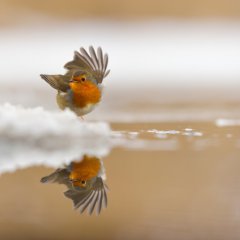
70;81;101;108
69;155;101;181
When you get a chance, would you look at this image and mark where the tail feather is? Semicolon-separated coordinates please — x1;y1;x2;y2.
40;74;69;92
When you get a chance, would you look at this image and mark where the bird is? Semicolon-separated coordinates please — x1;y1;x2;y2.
41;155;108;215
40;46;110;116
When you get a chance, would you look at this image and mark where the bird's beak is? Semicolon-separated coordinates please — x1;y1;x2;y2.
69;79;75;83
69;179;77;182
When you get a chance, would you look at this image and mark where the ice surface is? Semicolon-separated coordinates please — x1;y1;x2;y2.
146;129;203;138
215;118;240;127
0;103;111;174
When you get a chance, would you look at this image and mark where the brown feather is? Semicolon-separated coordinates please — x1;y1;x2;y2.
40;74;69;92
64;46;110;84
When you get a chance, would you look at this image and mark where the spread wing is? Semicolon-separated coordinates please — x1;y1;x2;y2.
64;46;110;84
40;74;70;92
64;177;108;215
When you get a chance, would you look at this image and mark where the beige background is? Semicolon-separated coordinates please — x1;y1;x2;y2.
1;0;240;26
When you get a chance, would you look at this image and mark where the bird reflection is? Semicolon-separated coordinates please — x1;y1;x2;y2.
41;155;108;215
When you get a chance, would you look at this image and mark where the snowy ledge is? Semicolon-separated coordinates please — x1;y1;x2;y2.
0;103;111;173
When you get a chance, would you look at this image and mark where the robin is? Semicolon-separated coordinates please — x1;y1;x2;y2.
41;155;108;215
40;46;110;116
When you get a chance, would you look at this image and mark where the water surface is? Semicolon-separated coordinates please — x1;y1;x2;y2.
0;118;239;240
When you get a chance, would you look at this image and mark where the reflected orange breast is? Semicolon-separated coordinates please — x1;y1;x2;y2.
69;155;101;181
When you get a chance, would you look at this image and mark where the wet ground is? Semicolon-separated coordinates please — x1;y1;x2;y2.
0;119;240;240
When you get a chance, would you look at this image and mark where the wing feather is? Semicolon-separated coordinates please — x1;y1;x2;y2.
89;46;99;70
97;47;103;72
88;189;100;215
79;191;97;214
103;184;108;208
64;189;93;209
80;47;96;70
64;51;92;71
65;46;110;84
96;189;103;215
103;54;108;73
64;177;107;215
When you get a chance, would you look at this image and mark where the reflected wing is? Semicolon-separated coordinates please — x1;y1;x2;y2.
40;169;71;187
40;74;70;92
64;177;108;215
64;46;110;84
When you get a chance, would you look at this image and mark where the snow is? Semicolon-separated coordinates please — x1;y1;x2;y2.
0;103;111;174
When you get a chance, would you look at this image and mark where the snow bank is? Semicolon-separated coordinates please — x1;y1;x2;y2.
0;103;111;174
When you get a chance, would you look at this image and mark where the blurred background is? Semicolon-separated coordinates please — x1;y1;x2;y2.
1;0;240;21
0;1;240;240
0;0;240;121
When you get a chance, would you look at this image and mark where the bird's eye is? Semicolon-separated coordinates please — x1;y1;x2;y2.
81;180;86;185
81;77;86;82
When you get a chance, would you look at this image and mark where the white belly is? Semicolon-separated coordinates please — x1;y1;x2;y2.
56;92;98;116
71;103;97;116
